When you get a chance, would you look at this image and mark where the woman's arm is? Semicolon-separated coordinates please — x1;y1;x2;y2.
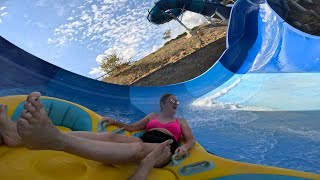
179;118;195;149
102;113;156;132
175;118;195;158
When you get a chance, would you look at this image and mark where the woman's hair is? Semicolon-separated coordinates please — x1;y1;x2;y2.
160;93;173;111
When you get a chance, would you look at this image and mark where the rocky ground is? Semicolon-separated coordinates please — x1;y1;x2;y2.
287;0;320;35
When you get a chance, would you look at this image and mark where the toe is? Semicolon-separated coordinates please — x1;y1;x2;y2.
156;140;173;151
28;97;43;111
20;109;34;122
27;92;41;102
0;104;8;113
23;102;36;115
16;118;32;135
165;139;173;146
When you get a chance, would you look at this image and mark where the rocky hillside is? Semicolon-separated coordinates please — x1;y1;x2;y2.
104;23;227;86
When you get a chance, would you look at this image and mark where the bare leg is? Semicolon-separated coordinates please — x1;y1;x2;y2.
0;104;22;146
68;132;172;166
67;131;142;143
16;92;168;165
128;140;173;180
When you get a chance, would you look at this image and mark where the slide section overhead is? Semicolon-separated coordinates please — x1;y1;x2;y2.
147;0;232;24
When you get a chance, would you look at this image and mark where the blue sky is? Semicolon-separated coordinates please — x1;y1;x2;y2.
0;0;207;78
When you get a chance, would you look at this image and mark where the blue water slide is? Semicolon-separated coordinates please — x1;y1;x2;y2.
0;0;320;173
147;0;232;24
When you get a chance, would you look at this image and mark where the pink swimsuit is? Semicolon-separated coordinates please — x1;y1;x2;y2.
146;115;182;141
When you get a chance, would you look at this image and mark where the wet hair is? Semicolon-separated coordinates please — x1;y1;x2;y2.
160;93;173;111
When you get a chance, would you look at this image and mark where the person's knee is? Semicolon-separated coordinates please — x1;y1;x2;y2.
102;132;115;140
97;132;118;141
130;142;145;161
134;141;145;155
135;137;143;143
101;133;142;143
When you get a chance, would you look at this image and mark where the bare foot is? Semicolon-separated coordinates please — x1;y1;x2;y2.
141;139;173;168
16;92;63;150
128;140;173;180
0;104;22;146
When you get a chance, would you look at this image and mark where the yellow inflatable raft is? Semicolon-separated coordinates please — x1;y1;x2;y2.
0;95;319;180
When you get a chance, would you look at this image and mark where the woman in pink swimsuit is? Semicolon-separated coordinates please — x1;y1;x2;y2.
101;93;195;164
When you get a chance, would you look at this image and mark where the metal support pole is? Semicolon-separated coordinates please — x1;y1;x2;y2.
165;10;193;36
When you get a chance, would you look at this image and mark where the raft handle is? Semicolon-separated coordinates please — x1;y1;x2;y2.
170;153;189;166
178;161;215;176
97;121;125;134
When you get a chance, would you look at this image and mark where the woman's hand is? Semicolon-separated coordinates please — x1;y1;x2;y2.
175;146;189;158
101;117;117;125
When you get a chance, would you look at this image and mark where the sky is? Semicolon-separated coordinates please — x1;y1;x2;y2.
0;0;208;79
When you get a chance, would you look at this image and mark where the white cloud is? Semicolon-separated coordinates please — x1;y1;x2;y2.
89;67;103;76
56;6;65;16
0;12;7;17
89;54;111;77
23;14;32;24
47;0;208;76
47;38;54;43
152;44;162;52
35;22;45;28
0;6;7;23
103;46;135;60
96;54;107;63
122;47;136;60
35;0;48;7
163;11;208;40
181;11;208;27
35;0;66;16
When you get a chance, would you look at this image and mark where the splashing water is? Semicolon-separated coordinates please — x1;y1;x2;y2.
181;97;320;174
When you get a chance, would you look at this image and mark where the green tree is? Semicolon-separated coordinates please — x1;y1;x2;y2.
99;53;130;76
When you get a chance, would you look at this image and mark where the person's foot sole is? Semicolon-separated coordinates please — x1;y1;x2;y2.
141;139;173;168
16;92;63;150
